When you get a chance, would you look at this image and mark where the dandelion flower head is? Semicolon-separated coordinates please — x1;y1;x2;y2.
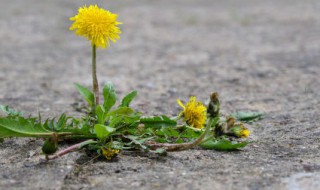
177;96;207;129
70;4;122;48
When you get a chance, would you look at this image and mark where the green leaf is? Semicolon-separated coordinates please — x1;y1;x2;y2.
124;135;153;150
108;116;124;128
55;113;70;130
42;116;95;138
106;107;140;127
103;82;117;113
180;128;200;139
231;111;265;122
94;124;116;140
95;105;107;124
0;117;53;138
112;116;140;128
200;139;248;151
156;137;167;143
110;141;124;150
120;91;137;107
43;114;69;131
140;115;177;128
75;83;95;107
0;105;22;117
175;139;184;143
107;107;134;118
160;127;180;138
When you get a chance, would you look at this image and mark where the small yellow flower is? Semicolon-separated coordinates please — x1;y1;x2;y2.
101;147;120;160
240;128;250;138
177;96;207;129
70;5;122;49
228;124;250;138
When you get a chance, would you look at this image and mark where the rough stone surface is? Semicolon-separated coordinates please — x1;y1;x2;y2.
0;0;319;189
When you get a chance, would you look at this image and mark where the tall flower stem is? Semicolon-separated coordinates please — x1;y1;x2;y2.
92;45;99;109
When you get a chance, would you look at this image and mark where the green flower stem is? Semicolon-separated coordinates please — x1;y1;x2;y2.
92;45;99;109
47;139;97;160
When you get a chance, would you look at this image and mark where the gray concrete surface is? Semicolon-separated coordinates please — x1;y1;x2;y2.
0;0;319;189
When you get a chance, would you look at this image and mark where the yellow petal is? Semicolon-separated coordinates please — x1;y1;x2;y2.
177;99;185;109
241;129;250;138
189;96;196;102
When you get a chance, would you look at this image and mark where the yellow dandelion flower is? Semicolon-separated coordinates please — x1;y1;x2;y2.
240;128;250;138
102;147;120;160
70;4;122;49
177;96;207;129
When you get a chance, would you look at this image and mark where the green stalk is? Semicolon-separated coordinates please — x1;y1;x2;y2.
92;45;99;110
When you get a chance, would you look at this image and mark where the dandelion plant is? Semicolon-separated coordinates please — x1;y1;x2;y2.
0;4;264;161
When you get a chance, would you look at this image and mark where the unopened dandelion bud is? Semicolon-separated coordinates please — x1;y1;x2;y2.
207;92;220;118
42;134;58;155
226;117;236;129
